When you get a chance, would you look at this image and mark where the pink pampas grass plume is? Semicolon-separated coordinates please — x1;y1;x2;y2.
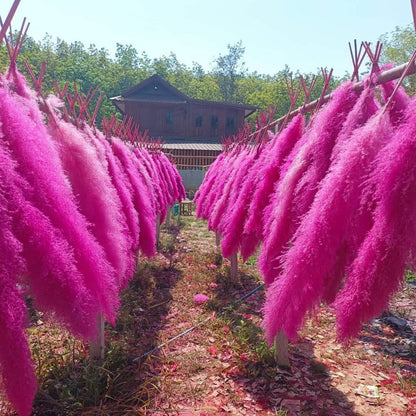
241;114;304;260
199;148;239;221
221;144;264;258
195;152;225;217
88;130;138;283
216;147;257;235
208;147;248;232
50;118;129;289
259;82;358;286
131;147;157;213
134;147;163;216
335;96;416;340
112;138;156;257
98;134;140;253
262;107;392;344
0;82;117;329
152;153;170;222
0;151;36;416
0;138;99;338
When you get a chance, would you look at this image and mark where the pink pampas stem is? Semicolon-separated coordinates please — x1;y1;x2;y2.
379;64;410;127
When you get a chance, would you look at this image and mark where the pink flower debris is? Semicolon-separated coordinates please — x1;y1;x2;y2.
194;294;209;304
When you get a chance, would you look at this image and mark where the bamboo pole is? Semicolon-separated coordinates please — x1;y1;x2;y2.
249;59;416;139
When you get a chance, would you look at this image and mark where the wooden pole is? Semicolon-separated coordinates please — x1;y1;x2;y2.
90;315;105;360
230;253;238;283
215;232;221;248
165;206;171;228
156;214;161;247
249;59;416;138
274;330;290;367
411;0;416;35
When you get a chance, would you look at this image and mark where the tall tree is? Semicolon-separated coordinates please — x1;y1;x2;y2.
379;23;416;94
214;40;246;103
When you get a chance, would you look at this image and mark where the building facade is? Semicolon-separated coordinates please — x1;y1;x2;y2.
111;75;256;192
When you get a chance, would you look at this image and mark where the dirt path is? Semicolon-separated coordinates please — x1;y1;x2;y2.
1;214;414;415
140;215;416;416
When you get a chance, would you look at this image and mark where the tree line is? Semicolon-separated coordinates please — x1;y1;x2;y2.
0;24;414;127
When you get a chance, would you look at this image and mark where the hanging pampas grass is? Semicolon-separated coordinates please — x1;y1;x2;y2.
85;128;138;285
259;82;359;286
195;152;225;218
241;114;304;260
0;145;37;416
0;78;117;330
97;134;140;254
208;147;249;232
112;138;156;257
335;96;416;340
49;117;129;289
199;148;238;222
216;147;257;236
262;102;392;343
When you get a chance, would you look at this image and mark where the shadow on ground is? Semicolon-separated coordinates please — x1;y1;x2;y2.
30;223;184;416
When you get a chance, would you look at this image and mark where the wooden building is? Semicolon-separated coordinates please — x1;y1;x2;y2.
111;75;256;191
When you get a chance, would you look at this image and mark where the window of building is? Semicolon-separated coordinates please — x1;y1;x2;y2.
195;116;203;127
166;111;174;124
211;115;219;129
226;117;235;128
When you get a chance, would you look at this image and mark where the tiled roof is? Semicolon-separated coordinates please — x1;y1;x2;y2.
163;142;222;151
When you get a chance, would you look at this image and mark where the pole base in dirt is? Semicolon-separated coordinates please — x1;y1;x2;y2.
156;214;161;247
215;232;221;248
274;330;289;367
230;253;238;283
90;315;105;360
166;206;171;228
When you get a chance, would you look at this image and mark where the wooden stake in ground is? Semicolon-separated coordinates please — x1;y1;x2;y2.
215;232;221;248
156;214;161;246
230;253;238;283
165;206;171;228
274;330;289;367
90;315;105;360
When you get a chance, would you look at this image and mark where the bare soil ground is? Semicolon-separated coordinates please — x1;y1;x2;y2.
1;214;415;415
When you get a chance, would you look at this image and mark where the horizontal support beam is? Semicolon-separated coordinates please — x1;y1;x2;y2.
250;59;416;137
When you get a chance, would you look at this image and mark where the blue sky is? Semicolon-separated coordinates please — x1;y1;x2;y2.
5;0;414;77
